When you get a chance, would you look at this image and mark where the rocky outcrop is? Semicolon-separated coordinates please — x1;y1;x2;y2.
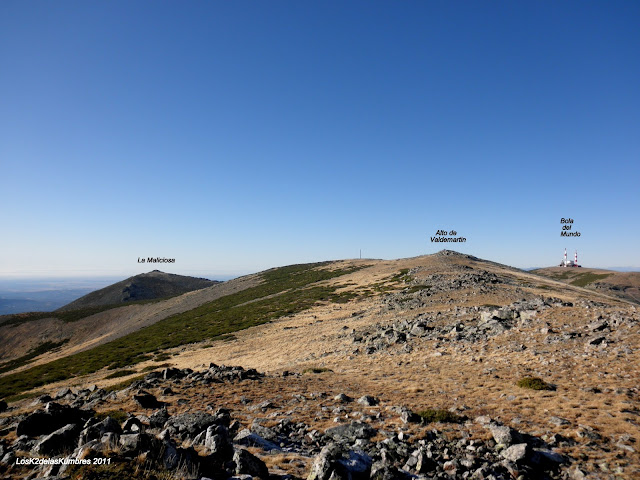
0;364;575;480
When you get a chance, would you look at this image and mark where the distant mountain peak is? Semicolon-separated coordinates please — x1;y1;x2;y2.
58;272;219;311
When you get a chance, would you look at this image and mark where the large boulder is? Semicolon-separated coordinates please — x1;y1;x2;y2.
118;432;155;455
488;424;516;446
164;412;218;440
17;403;93;437
307;444;372;480
34;423;81;455
78;416;122;446
233;447;269;478
149;408;170;428
501;443;528;463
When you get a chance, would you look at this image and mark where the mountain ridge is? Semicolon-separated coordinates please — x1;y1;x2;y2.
57;270;218;311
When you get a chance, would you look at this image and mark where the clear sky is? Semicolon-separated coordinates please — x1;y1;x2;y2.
1;1;639;278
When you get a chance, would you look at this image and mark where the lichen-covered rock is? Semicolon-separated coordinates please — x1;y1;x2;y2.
501;443;528;463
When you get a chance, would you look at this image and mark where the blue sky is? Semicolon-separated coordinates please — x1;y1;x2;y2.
1;1;639;277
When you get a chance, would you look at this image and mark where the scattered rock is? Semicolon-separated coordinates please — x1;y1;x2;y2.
357;395;379;407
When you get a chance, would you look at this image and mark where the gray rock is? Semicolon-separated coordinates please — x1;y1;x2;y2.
307;444;339;480
54;388;73;399
415;451;436;473
500;443;528;463
443;459;458;476
325;422;377;442
588;320;609;331
34;423;80;455
101;431;119;449
549;416;570;426
234;447;268;478
357;395;379;406
165;411;218;439
234;429;281;451
203;426;233;458
251;423;277;441
17;403;92;437
149;408;170;428
122;416;143;433
339;450;372;479
78;416;123;446
1;451;16;465
488;424;513;446
307;444;371;480
399;408;420;424
13;435;36;451
334;393;353;403
160;438;180;470
370;461;400;480
122;432;155;455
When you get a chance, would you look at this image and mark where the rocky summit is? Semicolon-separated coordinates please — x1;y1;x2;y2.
0;251;638;479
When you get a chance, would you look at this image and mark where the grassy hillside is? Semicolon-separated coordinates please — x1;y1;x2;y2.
532;266;640;304
0;298;169;328
0;262;364;400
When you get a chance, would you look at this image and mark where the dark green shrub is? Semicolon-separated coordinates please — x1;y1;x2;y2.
517;377;555;390
302;367;333;374
95;409;128;423
417;408;463;423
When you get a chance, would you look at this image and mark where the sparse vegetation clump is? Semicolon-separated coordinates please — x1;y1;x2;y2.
417;408;464;423
95;409;129;423
391;268;412;284
302;367;333;374
517;376;555;391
